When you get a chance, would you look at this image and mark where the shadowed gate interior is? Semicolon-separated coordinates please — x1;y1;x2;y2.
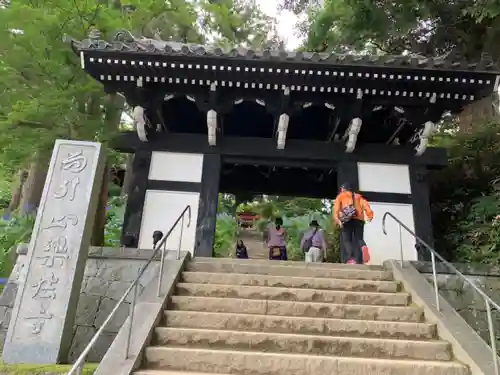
220;157;338;199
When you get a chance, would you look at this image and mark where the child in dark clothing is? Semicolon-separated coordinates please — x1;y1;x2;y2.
235;240;249;259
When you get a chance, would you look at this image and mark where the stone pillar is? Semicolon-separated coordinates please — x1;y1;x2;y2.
3;140;106;364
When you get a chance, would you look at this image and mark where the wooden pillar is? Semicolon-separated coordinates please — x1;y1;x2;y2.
195;154;221;257
120;150;151;248
409;165;433;261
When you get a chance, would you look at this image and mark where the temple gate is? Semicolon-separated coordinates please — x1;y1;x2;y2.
66;30;499;264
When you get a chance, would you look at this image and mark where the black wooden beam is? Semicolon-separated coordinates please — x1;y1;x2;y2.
147;180;201;192
337;161;359;191
102;80;480;109
84;51;496;95
362;192;412;204
195;154;221;257
111;132;448;167
223;156;337;169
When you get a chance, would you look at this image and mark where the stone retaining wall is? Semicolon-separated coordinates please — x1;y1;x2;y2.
412;261;500;352
0;246;162;362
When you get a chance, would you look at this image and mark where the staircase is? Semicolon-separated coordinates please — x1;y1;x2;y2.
133;258;469;375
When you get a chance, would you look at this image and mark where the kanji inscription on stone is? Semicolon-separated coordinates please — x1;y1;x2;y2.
3;140;106;364
53;178;80;201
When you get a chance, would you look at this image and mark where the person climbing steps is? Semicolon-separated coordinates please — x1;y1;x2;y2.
333;182;374;264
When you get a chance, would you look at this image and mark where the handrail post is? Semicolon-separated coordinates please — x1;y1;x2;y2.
74;363;83;375
157;242;165;297
430;252;440;312
126;267;140;358
486;299;499;375
398;224;404;267
177;215;185;260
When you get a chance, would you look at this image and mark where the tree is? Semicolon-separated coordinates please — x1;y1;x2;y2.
288;0;500;58
0;0;129;214
0;0;279;243
0;0;277;170
430;120;500;264
283;0;499;128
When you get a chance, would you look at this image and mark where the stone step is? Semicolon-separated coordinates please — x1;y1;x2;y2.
168;296;425;322
143;347;469;375
186;261;393;280
163;311;437;340
193;257;385;270
175;283;410;306
154;327;452;361
181;272;400;293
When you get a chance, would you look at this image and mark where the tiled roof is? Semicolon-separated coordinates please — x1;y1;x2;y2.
65;29;499;73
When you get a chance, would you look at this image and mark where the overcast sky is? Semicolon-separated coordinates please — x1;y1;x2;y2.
254;0;303;50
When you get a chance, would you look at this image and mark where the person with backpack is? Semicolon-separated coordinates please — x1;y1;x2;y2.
267;218;288;260
300;220;327;263
333;182;374;264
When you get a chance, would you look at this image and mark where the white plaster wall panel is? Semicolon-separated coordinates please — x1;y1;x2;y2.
149;152;204;182
139;190;199;253
358;162;411;194
363;202;417;265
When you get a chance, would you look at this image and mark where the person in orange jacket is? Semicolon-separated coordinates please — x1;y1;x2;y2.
333;182;374;264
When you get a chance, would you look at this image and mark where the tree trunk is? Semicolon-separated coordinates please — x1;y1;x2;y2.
91;163;110;247
20;153;49;215
121;154;135;197
8;170;28;212
458;95;498;133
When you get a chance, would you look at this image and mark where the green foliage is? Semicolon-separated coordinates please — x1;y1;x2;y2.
256;218;269;234
217;194;236;214
108;183;122;198
430;121;500;264
0;214;35;277
0;360;98;374
104;196;127;248
452;196;500;264
0;184;11;210
277;197;329;217
213;213;238;257
256;201;277;219
0;0;279;175
295;0;500;61
238;196;329;219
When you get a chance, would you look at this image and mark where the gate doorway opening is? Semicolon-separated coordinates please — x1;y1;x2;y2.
216;158;338;260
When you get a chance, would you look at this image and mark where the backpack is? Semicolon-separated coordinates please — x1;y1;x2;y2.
302;228;318;253
340;192;357;223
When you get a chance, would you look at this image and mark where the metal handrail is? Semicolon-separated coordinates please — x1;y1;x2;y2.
67;205;191;375
382;211;500;375
156;205;191;296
